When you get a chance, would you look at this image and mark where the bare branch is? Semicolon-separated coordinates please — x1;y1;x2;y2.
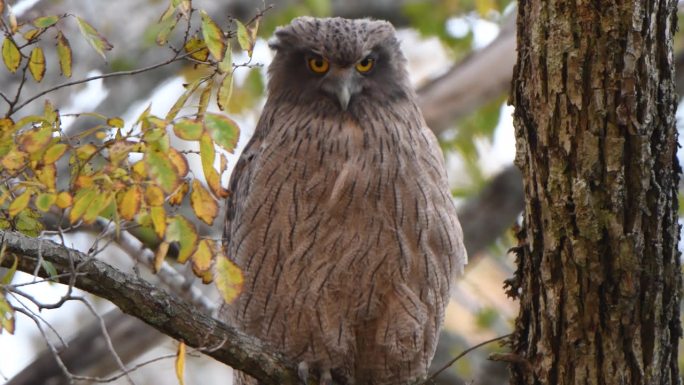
0;229;302;385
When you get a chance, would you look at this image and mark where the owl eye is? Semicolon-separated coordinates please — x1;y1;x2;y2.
355;56;375;73
307;57;329;74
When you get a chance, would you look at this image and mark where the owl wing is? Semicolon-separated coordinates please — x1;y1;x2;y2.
223;125;264;249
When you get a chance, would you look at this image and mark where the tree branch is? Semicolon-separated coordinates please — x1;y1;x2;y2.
0;229;301;385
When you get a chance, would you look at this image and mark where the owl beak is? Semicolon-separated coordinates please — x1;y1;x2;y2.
329;69;357;110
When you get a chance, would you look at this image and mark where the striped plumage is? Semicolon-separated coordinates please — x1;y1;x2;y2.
223;17;466;385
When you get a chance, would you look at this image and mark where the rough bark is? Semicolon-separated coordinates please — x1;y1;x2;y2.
509;1;681;385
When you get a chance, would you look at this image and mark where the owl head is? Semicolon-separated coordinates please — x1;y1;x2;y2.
267;17;412;112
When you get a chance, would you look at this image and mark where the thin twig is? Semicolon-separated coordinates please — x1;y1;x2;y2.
10;50;199;116
422;333;512;384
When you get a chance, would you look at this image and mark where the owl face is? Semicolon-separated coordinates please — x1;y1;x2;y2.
267;17;412;113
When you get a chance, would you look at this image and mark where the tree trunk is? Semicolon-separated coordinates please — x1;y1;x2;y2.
509;1;681;384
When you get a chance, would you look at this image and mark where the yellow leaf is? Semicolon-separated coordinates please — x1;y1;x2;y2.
75;17;113;60
55;191;72;209
235;19;257;57
1;148;27;172
2;37;21;73
18;125;52;153
35;192;56;212
165;216;198;263
9;190;32;218
56;31;72;78
173;118;203;141
190;180;218;225
216;73;233;111
75;143;98;160
175;341;186;385
82;192;113;224
197;79;212;119
156;13;178;46
132;160;147;179
28;47;46;82
184;36;209;62
35;164;56;191
150;206;166;238
43;143;67;164
214;254;243;304
119;185;142;221
154;241;170;273
168;181;188;206
191;239;214;276
200;133;229;198
200;10;225;61
165;79;201;122
69;188;97;223
167;148;188;178
0;293;16;334
107;117;124;128
145;185;165;206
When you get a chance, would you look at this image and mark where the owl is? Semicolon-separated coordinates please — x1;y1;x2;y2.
223;17;466;385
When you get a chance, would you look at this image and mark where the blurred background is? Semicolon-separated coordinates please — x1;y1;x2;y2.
1;0;683;384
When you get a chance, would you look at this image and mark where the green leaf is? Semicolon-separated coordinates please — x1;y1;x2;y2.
173;118;203;141
69;187;97;223
82;192;113;224
35;192;56;212
235;19;256;57
28;46;46;82
2;38;21;73
145;150;180;194
165;216;198;263
199;132;228;198
165;79;201;122
216;73;233;111
43;143;68;164
41;260;58;278
204;113;239;153
33;15;60;28
156;13;178;46
14;209;43;237
56;31;72;78
75;16;113;60
200;10;225;61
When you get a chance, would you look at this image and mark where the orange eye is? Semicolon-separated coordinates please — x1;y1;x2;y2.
308;57;329;74
355;57;375;73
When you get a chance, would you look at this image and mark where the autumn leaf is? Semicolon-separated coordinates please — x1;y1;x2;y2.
145;185;165;206
167;148;188;178
119;185;142;221
150;206;166;238
69;187;97;223
75;16;113;60
35;164;56;191
145;150;180;194
217;73;233;111
154;241;170;273
0;294;15;334
214;254;243;304
167;181;188;206
200;10;225;61
204;113;239;153
175;341;186;385
184;37;209;62
56;32;72;78
156;13;178;46
35;192;56;212
165;216;198;263
191;239;214;277
173;119;203;141
82;192;113;224
2;38;21;72
33;15;60;28
190;180;218;225
18;125;52;153
55;191;72;209
199;133;228;198
165;80;201;122
28;47;46;82
9;190;32;218
235;19;257;57
43;143;68;164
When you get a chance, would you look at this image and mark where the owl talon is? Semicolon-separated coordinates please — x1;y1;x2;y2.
297;361;309;385
319;369;333;385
